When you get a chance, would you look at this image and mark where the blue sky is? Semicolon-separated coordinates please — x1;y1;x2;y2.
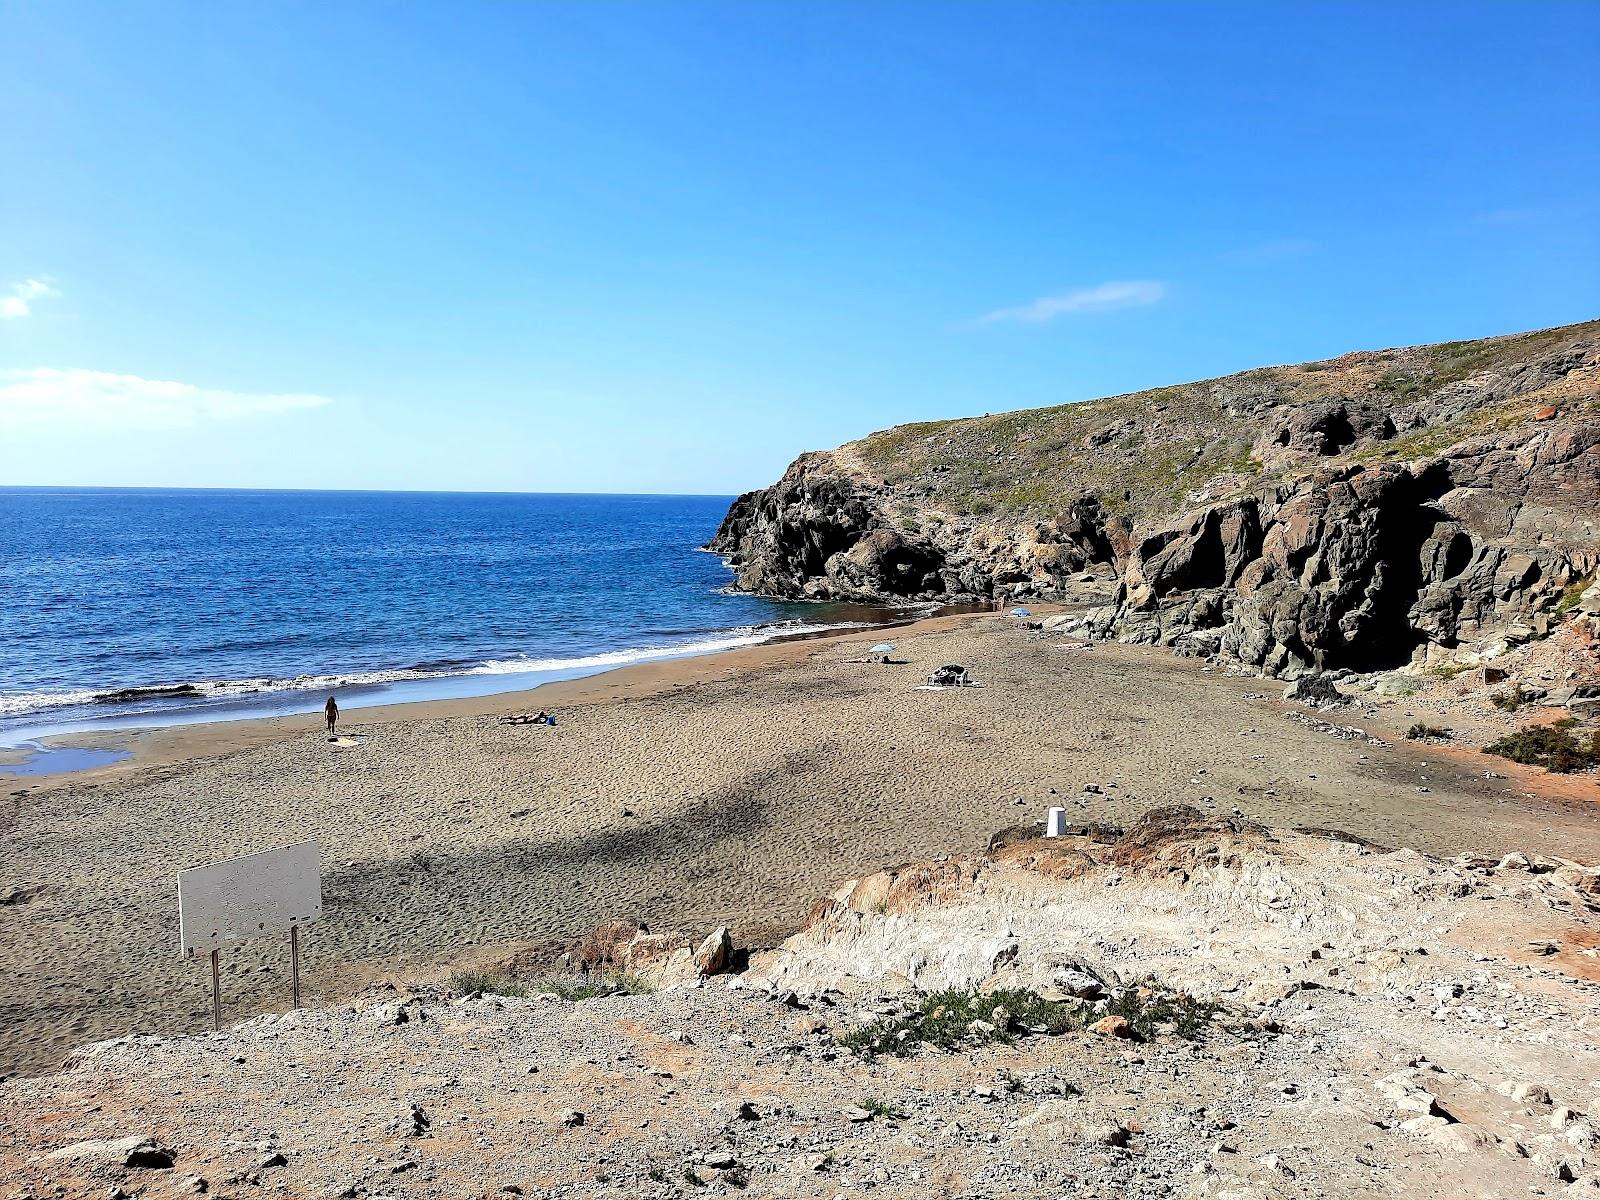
2;1;1596;494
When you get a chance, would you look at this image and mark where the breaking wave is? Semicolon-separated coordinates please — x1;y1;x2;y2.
0;620;867;720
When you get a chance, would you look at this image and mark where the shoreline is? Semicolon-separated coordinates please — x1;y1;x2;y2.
1;609;991;790
6;605;1594;813
0;607;916;746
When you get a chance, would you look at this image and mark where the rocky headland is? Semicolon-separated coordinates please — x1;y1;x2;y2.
710;320;1600;682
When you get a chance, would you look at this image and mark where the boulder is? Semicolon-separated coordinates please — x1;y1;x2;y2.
48;1135;174;1170
1376;1071;1450;1118
1510;1082;1552;1106
573;918;735;987
693;926;734;976
1578;580;1600;616
1090;1014;1133;1038
619;932;697;985
1041;955;1109;1000
1282;674;1354;710
369;1000;422;1026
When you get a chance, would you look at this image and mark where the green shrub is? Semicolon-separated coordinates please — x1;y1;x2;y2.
536;972;654;1000
448;970;531;998
449;969;652;1000
837;983;1219;1058
1102;986;1222;1041
1556;576;1594;616
1375;370;1426;398
1484;725;1600;774
1407;723;1451;741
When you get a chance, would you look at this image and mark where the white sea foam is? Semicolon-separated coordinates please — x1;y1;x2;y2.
0;689;104;718
0;621;870;719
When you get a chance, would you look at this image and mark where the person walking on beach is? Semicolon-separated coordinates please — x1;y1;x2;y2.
324;695;339;735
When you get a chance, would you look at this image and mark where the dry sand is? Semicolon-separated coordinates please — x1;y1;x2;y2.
3;611;1598;1079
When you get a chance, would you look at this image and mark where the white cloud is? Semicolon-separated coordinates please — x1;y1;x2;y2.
0;278;60;320
0;368;333;432
977;280;1167;325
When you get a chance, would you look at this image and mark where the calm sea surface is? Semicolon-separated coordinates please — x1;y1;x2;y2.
0;488;886;748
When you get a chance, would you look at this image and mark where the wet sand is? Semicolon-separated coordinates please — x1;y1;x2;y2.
2;611;1597;1078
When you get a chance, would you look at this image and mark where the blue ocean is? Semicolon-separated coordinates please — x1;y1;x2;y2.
0;488;888;749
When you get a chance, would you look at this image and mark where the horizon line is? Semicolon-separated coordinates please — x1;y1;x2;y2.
0;483;745;499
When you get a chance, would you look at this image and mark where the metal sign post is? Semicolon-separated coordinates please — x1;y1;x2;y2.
178;840;322;1030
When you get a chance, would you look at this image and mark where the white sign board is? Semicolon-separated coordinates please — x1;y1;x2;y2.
178;840;322;958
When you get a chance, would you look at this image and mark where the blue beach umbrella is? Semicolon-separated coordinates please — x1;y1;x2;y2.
868;642;896;655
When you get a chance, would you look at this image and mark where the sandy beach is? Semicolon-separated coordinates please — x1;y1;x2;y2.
3;611;1598;1080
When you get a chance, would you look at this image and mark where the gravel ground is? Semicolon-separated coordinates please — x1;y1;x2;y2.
3;816;1599;1199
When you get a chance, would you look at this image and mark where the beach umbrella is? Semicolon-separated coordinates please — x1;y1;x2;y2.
868;642;896;655
1010;607;1031;617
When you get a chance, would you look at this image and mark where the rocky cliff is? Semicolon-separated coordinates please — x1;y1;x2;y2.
710;320;1600;676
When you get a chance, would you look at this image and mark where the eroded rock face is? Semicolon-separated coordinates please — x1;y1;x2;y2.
1252;399;1398;467
711;323;1600;676
1128;424;1600;676
706;454;942;601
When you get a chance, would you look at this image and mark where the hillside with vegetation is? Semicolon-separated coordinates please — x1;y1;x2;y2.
851;322;1593;523
710;319;1600;677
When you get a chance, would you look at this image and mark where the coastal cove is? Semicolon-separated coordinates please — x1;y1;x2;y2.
6;9;1599;1191
0;488;912;760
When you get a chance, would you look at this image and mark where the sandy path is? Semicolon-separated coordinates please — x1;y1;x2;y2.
3;613;1597;1078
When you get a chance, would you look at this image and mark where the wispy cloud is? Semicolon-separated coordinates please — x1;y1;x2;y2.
0;278;60;320
0;368;333;432
977;280;1166;325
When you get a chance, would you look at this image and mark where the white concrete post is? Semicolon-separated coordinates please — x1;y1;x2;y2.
1046;807;1067;837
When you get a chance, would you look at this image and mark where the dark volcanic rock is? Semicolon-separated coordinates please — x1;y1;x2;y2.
705;452;944;601
1120;431;1597;676
1282;674;1355;710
